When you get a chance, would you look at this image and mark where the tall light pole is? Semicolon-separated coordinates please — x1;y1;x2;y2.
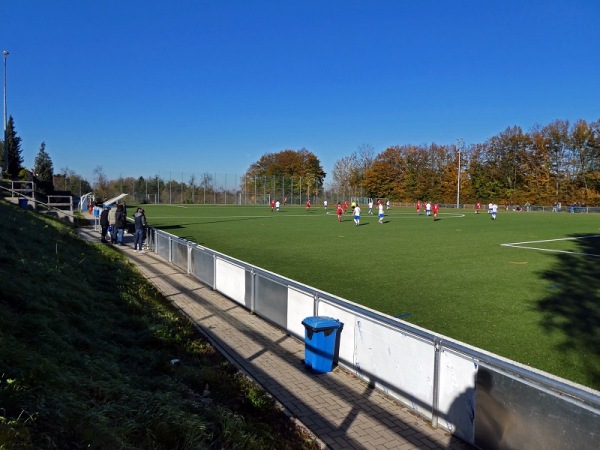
456;137;464;209
3;50;8;176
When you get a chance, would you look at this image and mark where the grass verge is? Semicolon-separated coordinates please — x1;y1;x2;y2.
0;201;320;449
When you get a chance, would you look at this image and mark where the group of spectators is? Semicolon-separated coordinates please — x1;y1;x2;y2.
99;203;148;252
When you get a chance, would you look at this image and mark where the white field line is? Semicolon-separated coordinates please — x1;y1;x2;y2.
501;235;600;257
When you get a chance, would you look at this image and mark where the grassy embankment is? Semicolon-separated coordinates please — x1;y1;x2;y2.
0;201;319;449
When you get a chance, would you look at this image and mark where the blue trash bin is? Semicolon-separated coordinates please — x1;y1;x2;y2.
18;198;28;209
301;316;343;373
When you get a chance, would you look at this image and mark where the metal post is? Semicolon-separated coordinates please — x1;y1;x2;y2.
456;138;463;209
431;338;442;428
3;50;9;176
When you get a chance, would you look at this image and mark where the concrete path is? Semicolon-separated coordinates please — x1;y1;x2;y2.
78;227;473;450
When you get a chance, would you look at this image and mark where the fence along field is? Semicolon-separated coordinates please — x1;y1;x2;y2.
140;203;600;390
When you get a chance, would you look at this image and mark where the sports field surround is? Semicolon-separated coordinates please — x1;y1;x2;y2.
138;203;600;390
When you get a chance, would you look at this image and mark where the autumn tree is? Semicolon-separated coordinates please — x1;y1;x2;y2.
244;149;325;203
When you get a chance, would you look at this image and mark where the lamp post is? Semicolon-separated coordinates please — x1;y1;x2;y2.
456;138;464;209
3;50;8;176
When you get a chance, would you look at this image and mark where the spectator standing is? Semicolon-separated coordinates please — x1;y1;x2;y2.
100;206;110;243
115;204;127;246
133;208;147;253
108;204;117;243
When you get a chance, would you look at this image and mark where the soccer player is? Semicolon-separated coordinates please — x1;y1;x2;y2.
337;203;343;222
425;202;431;216
386;200;390;210
275;200;280;212
368;199;373;214
488;202;493;214
475;202;481;214
433;203;439;220
416;201;421;215
491;203;498;220
306;200;311;211
353;204;361;226
378;202;385;224
343;200;349;213
270;199;275;212
324;200;328;210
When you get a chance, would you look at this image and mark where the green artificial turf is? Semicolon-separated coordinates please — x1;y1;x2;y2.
141;204;600;390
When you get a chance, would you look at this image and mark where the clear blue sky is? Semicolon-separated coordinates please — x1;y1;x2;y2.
4;0;599;184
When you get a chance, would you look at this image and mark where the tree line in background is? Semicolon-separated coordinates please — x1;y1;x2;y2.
3;115;599;206
332;119;600;206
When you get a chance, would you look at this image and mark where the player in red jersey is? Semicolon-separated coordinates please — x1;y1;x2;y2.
270;200;275;212
432;203;439;220
416;201;422;215
475;202;481;214
336;203;343;222
306;200;311;211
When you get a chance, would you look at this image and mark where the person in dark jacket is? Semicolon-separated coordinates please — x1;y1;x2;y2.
133;208;147;253
99;206;110;243
115;204;127;246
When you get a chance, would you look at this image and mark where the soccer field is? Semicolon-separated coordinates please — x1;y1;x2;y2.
138;203;600;390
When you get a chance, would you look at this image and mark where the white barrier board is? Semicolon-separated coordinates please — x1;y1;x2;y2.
287;288;315;340
215;259;246;305
317;302;357;365
438;350;477;440
353;317;435;415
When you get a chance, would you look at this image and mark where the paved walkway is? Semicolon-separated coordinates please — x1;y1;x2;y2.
78;226;473;450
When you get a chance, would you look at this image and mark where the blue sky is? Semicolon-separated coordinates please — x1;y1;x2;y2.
3;0;599;184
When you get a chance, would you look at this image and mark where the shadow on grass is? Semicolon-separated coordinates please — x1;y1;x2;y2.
537;233;600;388
159;217;270;228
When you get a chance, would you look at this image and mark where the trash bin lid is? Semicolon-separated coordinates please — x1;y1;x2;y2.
302;316;341;331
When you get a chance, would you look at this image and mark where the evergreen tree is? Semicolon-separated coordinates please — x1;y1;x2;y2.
34;141;55;194
0;116;24;179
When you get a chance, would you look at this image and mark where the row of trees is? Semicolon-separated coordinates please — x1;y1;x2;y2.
331;119;600;205
4;114;599;207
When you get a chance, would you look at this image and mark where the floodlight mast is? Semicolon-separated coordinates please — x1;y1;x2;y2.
3;50;8;176
456;138;464;209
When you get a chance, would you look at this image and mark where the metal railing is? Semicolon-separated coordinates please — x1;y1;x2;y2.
148;226;600;450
